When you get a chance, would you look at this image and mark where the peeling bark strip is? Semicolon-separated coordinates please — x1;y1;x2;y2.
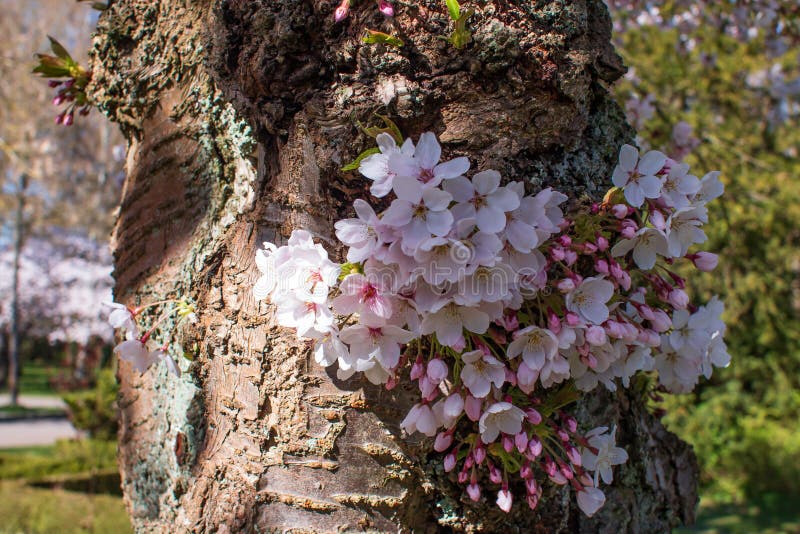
90;0;697;531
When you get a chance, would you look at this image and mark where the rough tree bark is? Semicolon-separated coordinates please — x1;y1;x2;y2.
90;1;698;531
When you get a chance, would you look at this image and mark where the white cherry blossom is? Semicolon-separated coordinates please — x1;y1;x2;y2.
659;162;700;208
420;301;490;347
581;426;629;486
478;402;525;443
507;326;559;371
611;227;670;270
460;349;506;398
446;170;520;233
565;277;615;325
612;144;666;207
339;323;413;370
359;132;416;197
334;199;383;263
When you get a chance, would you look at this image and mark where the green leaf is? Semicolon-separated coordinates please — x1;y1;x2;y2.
445;0;461;21
361;115;404;145
32;55;71;77
341;147;380;171
48;36;73;62
448;9;475;49
362;30;404;48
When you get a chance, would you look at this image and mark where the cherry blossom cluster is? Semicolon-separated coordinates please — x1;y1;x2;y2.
106;299;197;378
251;131;728;516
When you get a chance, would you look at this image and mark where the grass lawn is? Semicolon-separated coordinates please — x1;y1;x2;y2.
0;479;131;534
0;440;130;533
0;440;117;480
678;493;800;534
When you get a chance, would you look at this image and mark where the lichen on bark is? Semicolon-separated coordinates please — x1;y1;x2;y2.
91;0;698;531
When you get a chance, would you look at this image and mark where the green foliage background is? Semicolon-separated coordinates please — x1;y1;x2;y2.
614;23;800;502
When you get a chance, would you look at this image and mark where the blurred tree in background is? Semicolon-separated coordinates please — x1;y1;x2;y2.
0;0;123;398
607;0;800;502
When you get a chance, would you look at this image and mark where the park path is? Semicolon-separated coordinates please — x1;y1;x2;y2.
0;394;81;448
0;394;66;409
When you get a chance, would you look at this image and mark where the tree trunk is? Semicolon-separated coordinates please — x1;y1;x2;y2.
8;173;27;406
91;1;698;531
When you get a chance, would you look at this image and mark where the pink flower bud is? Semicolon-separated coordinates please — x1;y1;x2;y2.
650;310;672;332
385;376;397;390
488;462;503;484
410;357;424;380
605;320;624;339
378;0;394;16
564;249;578;266
503;435;514;453
544;457;557;477
566;445;582;466
427;358;448;383
551;246;566;261
596;236;609;251
565;416;578;433
520;462;533;480
515;431;528;453
465;454;474;469
48;80;61;88
444;452;457;471
497;311;519;331
638;328;661;346
585;325;607;346
559;462;574;480
54;113;64;125
467;482;481;501
458;469;469;483
63;113;74;126
525;408;542;425
334;5;349;22
547;309;561;333
434;432;453;452
595;259;609;274
517;363;538;394
612;204;628;219
583;242;598;254
691;251;718;272
558;235;572;247
526;478;539;496
528;436;543;458
668;288;689;309
619;270;631;290
474;444;486;465
465;395;482;421
622;322;639;342
565;312;581;326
